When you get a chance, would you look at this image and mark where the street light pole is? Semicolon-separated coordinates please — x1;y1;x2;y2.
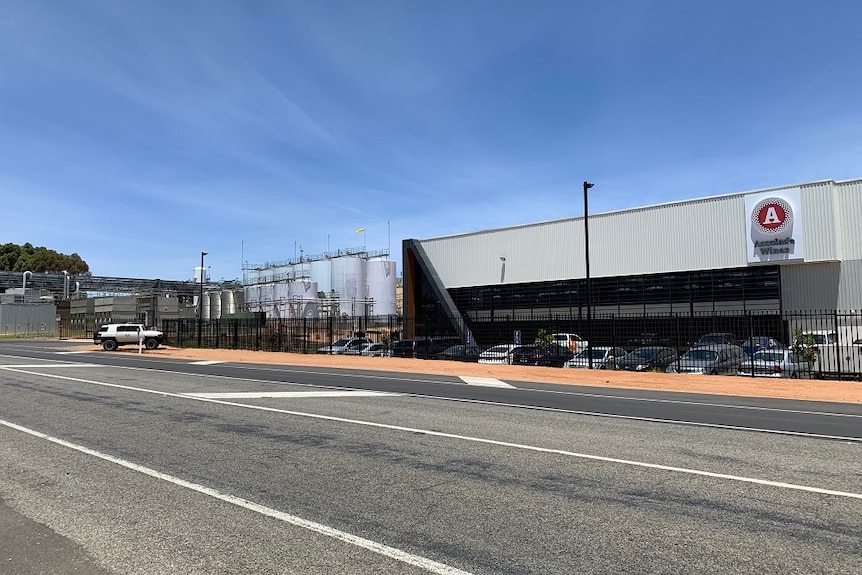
583;181;594;369
198;251;207;348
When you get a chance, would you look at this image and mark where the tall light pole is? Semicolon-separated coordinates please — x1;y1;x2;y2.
198;251;207;348
583;181;594;369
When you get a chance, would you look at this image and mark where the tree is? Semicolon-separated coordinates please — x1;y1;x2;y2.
534;328;553;349
789;328;817;375
0;243;89;274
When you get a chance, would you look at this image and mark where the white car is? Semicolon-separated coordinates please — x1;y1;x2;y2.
478;344;519;365
316;337;373;354
94;323;164;351
551;333;588;354
564;346;626;369
343;343;387;357
737;348;811;378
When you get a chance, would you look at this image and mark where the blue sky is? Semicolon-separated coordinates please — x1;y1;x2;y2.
2;1;861;282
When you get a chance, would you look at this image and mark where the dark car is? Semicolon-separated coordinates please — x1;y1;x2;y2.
391;338;459;359
695;332;739;347
615;346;678;372
510;344;574;367
413;338;460;359
436;344;483;362
389;339;417;358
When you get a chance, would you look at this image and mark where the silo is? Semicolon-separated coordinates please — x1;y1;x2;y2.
288;280;319;318
232;289;245;312
244;268;260;285
244;285;260;311
309;259;332;295
201;292;211;320
331;256;365;312
209;291;222;320
366;260;397;316
221;290;236;315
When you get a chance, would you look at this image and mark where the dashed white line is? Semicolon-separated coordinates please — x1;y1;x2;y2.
1;363;99;369
189;360;225;365
459;376;514;388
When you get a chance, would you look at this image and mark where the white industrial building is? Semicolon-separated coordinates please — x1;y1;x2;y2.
402;178;862;356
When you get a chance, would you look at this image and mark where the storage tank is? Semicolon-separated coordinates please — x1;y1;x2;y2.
366;260;397;316
208;291;222;320
201;293;211;320
221;290;236;316
309;259;332;295
259;284;274;314
243;285;260;310
194;266;208;283
244;268;260;285
288;280;319;318
330;256;365;302
233;289;245;312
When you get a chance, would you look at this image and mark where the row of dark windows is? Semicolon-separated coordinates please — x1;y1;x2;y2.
448;266;780;313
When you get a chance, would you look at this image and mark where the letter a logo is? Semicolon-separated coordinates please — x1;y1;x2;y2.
752;198;792;234
761;206;782;226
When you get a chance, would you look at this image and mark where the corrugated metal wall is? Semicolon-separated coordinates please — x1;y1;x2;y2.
799;181;839;261
835;179;862;309
836;179;862;260
420;194;754;288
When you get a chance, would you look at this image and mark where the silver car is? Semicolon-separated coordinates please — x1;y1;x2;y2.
565;346;627;369
666;344;747;375
737;348;811;378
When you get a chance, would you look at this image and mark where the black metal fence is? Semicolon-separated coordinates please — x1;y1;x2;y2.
61;310;862;378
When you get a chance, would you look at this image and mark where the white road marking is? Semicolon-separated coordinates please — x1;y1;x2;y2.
1;363;99;369
186;391;400;399
459;376;514;388
0;418;474;575
4;366;862;500
56;351;95;355
189;360;225;365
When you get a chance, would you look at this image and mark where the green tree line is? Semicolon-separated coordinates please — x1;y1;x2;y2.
0;243;89;274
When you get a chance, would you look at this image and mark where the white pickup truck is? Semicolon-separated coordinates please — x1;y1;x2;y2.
94;323;164;351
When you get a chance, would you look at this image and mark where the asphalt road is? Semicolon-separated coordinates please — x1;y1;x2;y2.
1;340;860;574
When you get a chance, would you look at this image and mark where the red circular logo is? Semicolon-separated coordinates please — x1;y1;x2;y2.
751;197;792;235
758;203;786;229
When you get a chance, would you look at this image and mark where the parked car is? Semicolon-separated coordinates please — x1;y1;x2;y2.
436;344;484;362
389;339;417;358
666;344;747;375
615;346;678;372
94;323;164;351
625;333;672;348
389;338;459;359
550;333;588;354
741;336;782;356
510;344;574;367
414;339;461;359
478;344;520;365
565;346;627;369
737;348;811;378
316;337;373;354
342;342;387;357
695;332;739;347
804;331;837;346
